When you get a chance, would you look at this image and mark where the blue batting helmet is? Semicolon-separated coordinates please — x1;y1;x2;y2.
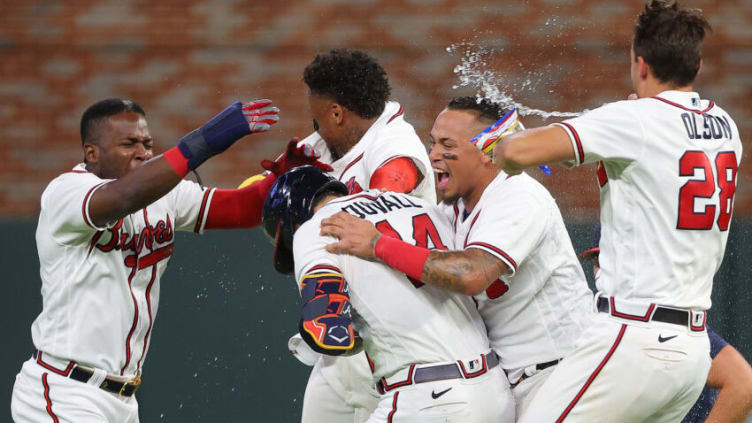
262;166;349;274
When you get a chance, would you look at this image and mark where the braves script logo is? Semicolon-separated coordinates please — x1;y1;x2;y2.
94;215;174;269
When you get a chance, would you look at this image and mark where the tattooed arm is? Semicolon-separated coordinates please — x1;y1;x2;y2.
422;248;509;295
321;211;508;296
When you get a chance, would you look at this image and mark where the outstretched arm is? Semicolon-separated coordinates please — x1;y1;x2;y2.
705;344;752;423
493;125;575;174
203;138;333;230
89;100;278;226
320;211;507;295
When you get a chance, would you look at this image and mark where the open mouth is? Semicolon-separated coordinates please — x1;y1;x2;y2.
435;168;450;189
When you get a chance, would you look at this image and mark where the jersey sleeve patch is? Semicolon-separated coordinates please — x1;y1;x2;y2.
298;267;355;355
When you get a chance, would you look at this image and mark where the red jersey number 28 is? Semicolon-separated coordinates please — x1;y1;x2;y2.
677;151;738;231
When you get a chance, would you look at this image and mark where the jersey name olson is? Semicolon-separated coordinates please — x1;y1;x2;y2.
681;112;733;140
339;194;423;219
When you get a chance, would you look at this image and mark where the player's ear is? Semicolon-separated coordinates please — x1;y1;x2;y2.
637;56;650;80
83;143;98;164
331;103;344;126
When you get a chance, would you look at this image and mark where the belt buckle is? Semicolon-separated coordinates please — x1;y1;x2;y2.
119;375;142;397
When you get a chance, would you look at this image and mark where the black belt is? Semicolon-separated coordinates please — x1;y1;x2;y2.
33;350;141;397
597;297;690;327
509;358;562;387
376;352;499;394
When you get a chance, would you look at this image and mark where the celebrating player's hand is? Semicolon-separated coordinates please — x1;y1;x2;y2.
320;211;381;260
242;99;279;133
261;138;333;177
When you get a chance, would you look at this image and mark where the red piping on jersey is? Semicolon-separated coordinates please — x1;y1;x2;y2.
71;170;87;174
365;351;375;374
387;391;400;423
650;96;714;114
339;153;364;180
466;242;518;271
121;266;140;376
462;210;482;247
193;188;214;233
136;265;158;372
42;373;60;423
559;122;584;165
82;182;106;229
557;324;627;422
609;297;656;322
387;105;404;124
36;352;75;376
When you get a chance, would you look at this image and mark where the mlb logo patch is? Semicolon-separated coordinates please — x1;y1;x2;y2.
468;358;481;370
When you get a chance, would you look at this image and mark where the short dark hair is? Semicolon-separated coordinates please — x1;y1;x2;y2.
633;0;711;87
303;49;391;119
80;98;145;145
446;96;507;124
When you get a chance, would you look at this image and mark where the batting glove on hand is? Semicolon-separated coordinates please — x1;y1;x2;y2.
242;99;279;133
177;100;280;170
261;138;333;177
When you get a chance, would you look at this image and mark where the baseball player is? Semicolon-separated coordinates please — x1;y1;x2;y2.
321;96;593;418
10;98;329;423
579;243;752;423
493;1;742;420
242;49;435;423
262;166;515;422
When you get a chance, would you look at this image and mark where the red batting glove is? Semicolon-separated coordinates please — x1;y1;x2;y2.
261;138;333;176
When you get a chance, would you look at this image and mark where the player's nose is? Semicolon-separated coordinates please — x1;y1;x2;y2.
134;143;151;161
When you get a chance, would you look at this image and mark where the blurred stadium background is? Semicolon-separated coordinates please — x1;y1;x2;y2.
1;0;750;421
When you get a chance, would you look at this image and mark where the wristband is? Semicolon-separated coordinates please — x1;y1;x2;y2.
177;102;251;170
163;146;190;178
374;235;430;281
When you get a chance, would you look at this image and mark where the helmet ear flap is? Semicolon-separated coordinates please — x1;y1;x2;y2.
273;218;295;274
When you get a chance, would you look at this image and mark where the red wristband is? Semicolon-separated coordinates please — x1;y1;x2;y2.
374;235;430;281
164;146;190;178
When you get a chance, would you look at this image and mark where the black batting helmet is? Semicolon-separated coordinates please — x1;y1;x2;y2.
262;166;349;274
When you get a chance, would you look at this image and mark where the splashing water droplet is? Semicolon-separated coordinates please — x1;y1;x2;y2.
447;42;587;119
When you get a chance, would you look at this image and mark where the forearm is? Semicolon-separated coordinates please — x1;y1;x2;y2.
374;236;495;295
89;152;183;226
204;173;277;229
705;387;752;423
494;125;575;172
422;250;489;295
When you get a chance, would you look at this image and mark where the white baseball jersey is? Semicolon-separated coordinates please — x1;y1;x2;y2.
556;90;742;309
442;171;592;374
298;101;436;203
31;163;214;378
294;190;490;381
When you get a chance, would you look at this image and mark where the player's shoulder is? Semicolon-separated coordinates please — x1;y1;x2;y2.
42;165;103;200
490;171;552;202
